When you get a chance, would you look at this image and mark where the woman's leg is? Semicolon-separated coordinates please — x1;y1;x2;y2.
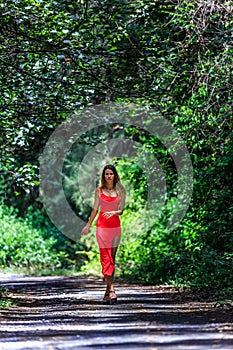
99;247;115;278
112;235;121;262
98;233;121;281
105;235;121;300
103;250;116;295
97;229;121;302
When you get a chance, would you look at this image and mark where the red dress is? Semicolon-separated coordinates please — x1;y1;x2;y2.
96;187;121;277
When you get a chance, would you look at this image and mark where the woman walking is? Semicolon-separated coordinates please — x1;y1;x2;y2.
81;164;126;304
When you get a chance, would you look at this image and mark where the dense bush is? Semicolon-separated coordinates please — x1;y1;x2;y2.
0;204;75;272
118;212;233;290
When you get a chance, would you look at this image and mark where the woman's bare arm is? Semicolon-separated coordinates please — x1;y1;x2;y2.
81;188;100;235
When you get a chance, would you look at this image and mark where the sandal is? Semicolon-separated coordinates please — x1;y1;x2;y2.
109;290;117;304
103;291;110;303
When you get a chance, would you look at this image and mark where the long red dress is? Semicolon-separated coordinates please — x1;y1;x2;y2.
96;187;121;277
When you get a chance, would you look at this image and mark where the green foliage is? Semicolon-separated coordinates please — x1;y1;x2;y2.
1;0;232;212
0;0;233;290
117;209;233;290
0;287;14;308
24;206;89;270
0;204;69;272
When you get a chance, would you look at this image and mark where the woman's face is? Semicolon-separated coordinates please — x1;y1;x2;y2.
104;169;114;185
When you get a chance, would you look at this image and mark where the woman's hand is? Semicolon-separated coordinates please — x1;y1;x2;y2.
102;211;115;219
81;224;90;235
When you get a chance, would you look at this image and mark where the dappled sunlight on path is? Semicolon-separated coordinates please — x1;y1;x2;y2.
0;275;232;349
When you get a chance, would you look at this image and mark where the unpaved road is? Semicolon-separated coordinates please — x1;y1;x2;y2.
0;275;232;349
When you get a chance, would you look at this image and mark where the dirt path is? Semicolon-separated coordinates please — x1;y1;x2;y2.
0;275;232;350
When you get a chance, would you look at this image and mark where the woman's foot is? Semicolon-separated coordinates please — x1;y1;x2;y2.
109;290;117;304
103;290;110;303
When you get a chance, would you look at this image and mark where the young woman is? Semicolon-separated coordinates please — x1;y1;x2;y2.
81;164;126;304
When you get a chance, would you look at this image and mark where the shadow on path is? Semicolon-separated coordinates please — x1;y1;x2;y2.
0;275;232;349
